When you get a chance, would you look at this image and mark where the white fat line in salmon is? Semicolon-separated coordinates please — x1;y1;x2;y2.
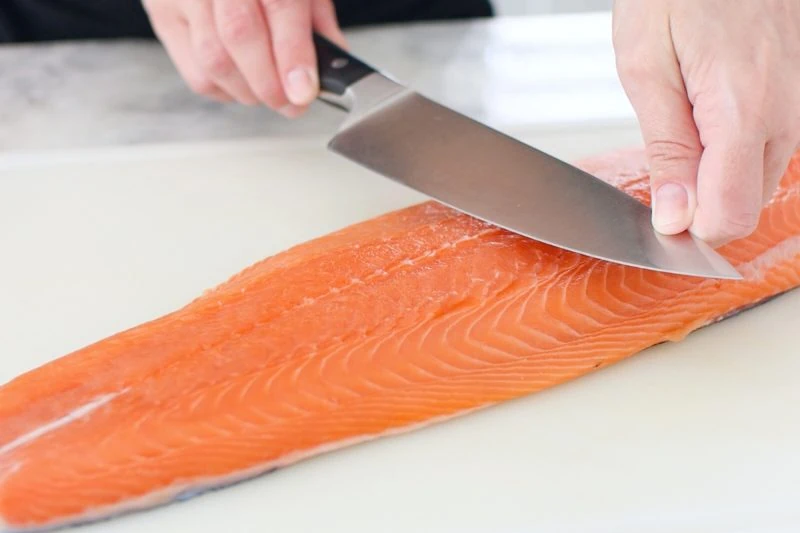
0;390;129;456
736;235;800;281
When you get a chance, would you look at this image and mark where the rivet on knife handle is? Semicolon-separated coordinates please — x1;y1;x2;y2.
313;32;376;101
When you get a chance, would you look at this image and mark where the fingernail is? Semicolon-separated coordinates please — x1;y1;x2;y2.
285;67;317;106
653;183;690;234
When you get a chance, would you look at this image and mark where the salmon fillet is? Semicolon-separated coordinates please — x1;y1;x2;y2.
1;147;799;531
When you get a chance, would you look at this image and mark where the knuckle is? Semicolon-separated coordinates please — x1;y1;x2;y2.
614;51;651;84
646;140;700;182
198;39;233;75
648;140;700;163
271;30;307;54
217;2;258;45
252;83;286;108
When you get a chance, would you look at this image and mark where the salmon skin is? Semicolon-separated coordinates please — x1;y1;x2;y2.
2;147;800;531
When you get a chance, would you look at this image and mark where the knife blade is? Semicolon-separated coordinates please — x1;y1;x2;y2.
311;33;742;280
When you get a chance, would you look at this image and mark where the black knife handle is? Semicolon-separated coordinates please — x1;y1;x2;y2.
313;32;375;96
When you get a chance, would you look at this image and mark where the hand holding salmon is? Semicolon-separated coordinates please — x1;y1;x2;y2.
613;0;800;246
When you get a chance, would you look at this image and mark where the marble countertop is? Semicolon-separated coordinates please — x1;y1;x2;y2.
0;12;637;154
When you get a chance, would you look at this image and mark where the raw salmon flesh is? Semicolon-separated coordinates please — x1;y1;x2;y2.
1;147;799;531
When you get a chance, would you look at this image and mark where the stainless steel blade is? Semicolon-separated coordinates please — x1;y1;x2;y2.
324;73;742;280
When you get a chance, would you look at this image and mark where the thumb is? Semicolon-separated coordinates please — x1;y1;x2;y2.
619;71;703;234
638;87;702;235
613;17;703;235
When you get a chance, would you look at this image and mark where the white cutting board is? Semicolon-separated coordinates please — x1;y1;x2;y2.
1;131;799;533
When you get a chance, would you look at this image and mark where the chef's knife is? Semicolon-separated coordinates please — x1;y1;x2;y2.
311;33;742;280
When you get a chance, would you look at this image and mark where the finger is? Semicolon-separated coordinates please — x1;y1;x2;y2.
638;86;702;236
311;0;348;48
690;130;766;247
762;137;797;204
263;0;318;108
147;6;229;100
213;0;295;113
185;0;259;105
614;42;702;235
